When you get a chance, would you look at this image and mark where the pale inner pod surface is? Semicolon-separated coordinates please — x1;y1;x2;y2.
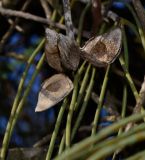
81;27;122;67
35;74;73;112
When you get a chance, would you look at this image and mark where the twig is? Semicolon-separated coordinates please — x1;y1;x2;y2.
8;19;23;32
0;6;66;30
6;52;29;62
116;77;145;154
107;10;139;38
134;76;145;114
0;0;31;52
112;67;141;87
33;134;52;148
62;0;75;40
91;92;121;119
126;3;145;55
0;6;91;39
119;56;145;132
132;0;145;33
107;10;120;22
78;125;92;132
103;0;114;17
91;0;102;34
40;0;51;19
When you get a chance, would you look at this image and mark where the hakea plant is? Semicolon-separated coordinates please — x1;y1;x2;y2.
36;27;122;112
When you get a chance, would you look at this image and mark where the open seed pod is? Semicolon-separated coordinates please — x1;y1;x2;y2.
45;28;80;72
35;74;73;112
81;27;122;67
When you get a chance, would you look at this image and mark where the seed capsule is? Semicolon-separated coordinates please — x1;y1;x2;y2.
45;28;80;72
35;74;73;112
81;27;122;67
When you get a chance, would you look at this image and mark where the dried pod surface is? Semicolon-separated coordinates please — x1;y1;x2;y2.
81;27;122;67
45;28;63;72
45;28;80;71
58;34;80;71
35;74;73;112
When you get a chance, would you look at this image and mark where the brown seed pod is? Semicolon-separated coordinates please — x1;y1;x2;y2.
45;28;63;72
81;27;122;67
35;74;73;112
45;28;80;72
58;34;80;71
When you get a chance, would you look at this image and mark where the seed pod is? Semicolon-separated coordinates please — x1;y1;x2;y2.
58;34;80;71
45;28;63;72
35;74;73;112
45;28;80;71
81;27;122;67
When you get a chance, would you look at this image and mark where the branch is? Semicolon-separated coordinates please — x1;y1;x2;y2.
0;6;90;39
62;0;75;40
91;0;102;34
134;76;145;114
8;19;23;32
40;0;51;19
33;134;52;148
0;0;31;52
0;6;66;30
125;76;145;132
6;52;29;62
132;0;145;33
